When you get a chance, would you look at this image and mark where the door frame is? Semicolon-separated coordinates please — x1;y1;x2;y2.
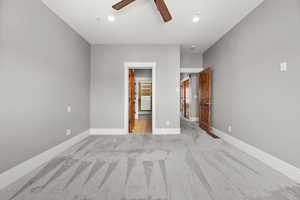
182;79;190;119
180;68;203;73
124;62;156;134
180;68;203;121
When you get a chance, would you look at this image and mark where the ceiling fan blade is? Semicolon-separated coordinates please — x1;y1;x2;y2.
112;0;136;10
154;0;172;22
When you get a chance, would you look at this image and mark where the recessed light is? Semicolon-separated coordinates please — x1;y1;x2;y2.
107;15;115;22
192;16;200;23
190;45;197;50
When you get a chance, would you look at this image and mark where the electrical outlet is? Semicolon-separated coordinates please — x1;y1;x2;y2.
66;129;72;136
67;105;72;113
280;62;288;72
166;120;171;126
228;126;232;133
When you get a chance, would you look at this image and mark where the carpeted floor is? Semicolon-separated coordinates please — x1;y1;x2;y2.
1;120;300;200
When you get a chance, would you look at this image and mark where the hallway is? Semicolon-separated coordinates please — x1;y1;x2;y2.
1;120;300;200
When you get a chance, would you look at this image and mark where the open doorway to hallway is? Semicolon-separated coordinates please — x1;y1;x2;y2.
180;68;216;137
128;69;153;134
180;73;198;122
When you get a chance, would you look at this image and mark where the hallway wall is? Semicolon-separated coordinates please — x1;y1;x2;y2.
180;49;203;68
203;0;300;168
189;74;200;120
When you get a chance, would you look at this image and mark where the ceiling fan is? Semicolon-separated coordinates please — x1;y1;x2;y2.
112;0;172;23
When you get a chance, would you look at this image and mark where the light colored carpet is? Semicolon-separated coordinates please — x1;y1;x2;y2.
1;120;300;200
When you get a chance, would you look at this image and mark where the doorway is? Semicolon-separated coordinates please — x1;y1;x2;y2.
129;69;152;134
180;68;216;138
124;62;156;134
180;78;190;120
180;73;195;121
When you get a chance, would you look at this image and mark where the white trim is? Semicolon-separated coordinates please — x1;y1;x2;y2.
180;68;203;73
89;129;126;135
181;117;199;122
189;117;199;122
212;128;300;184
155;128;181;135
125;62;156;68
124;62;156;135
0;130;90;190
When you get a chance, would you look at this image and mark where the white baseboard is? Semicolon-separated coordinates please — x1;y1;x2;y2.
89;128;181;135
181;117;199;122
212;128;300;184
154;128;181;135
89;129;126;135
189;117;199;122
180;68;203;73
0;130;90;190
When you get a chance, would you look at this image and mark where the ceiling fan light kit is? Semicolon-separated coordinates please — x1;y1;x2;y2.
112;0;173;23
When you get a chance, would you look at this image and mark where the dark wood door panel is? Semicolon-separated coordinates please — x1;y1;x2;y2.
129;69;135;133
199;68;213;134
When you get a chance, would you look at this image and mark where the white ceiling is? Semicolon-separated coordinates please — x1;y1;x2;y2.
42;0;264;52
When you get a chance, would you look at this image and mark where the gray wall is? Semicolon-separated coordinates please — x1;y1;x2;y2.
0;0;91;173
203;0;300;168
91;45;180;129
180;50;203;68
190;74;199;119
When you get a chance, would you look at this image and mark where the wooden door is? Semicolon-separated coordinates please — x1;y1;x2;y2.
199;68;212;133
129;69;135;133
183;80;190;119
180;83;184;115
